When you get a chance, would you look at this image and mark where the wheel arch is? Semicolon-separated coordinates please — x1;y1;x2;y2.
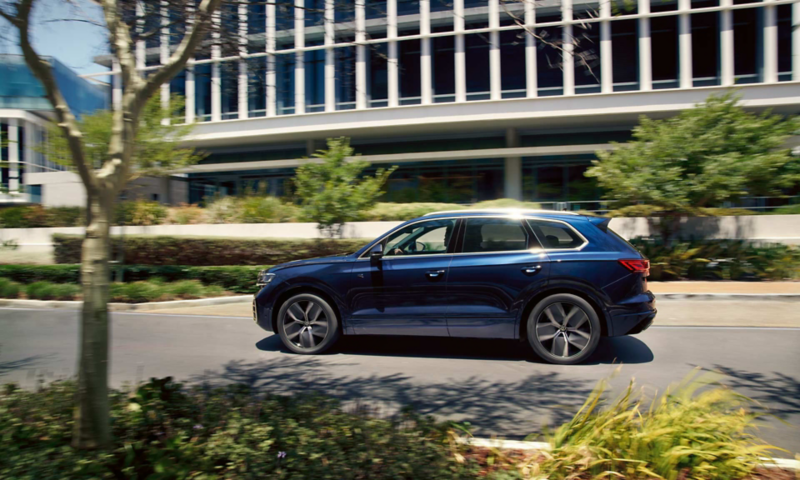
518;286;610;341
271;285;344;334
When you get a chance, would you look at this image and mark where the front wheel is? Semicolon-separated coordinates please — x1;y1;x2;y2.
277;293;341;354
527;294;601;365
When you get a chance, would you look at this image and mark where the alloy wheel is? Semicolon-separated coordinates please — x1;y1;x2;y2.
282;299;330;350
535;302;593;359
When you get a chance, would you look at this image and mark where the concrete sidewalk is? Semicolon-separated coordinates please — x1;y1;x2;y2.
648;281;800;294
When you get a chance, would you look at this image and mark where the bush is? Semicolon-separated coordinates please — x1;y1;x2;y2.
25;281;81;300
109;280;229;303
770;203;800;215
0;205;83;228
0;265;267;294
0;378;474;480
239;195;300;223
53;234;367;266
0;278;21;298
521;370;779;480
168;203;207;224
115;200;168;226
630;238;800;281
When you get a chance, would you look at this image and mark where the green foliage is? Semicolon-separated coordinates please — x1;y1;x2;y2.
529;370;780;480
0;378;475;480
769;203;800;215
168;203;207;224
108;280;227;302
294;138;397;237
239;195;299;223
588;93;800;213
0;278;21;298
53;234;367;266
0;205;83;228
25;281;81;300
0;264;82;284
631;238;800;281
114;200;169;226
44;95;204;177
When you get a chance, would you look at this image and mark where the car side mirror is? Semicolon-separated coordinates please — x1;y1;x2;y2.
369;243;384;263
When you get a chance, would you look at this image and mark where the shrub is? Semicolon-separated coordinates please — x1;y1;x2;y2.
205;195;242;223
0;278;21;298
0;205;83;228
109;281;163;303
115;200;168;226
0;378;474;480
524;370;780;480
53;234;367;266
168;203;207;224
25;281;81;300
770;203;800;215
108;280;229;302
239;195;300;223
630;238;800;281
0;265;268;294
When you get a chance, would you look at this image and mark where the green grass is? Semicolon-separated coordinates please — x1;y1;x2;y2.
25;281;81;301
0;278;21;299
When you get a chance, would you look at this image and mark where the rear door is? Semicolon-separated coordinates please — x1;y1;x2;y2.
446;216;550;339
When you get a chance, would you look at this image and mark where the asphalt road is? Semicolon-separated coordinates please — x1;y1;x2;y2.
1;307;798;456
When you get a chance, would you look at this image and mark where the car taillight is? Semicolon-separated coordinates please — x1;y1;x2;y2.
619;259;650;277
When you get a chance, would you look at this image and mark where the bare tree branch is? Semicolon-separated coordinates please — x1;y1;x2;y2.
3;0;98;194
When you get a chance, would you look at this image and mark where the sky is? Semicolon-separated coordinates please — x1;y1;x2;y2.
1;0;110;76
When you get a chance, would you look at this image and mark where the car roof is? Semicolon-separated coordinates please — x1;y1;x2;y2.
417;209;585;223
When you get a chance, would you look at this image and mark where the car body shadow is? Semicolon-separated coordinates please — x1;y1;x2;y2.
256;334;654;365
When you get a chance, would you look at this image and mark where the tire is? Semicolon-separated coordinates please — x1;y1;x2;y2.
277;293;341;354
526;293;601;365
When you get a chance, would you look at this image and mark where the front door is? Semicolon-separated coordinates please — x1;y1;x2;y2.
347;218;457;336
447;217;550;338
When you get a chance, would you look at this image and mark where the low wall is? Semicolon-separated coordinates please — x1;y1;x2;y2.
2;215;798;264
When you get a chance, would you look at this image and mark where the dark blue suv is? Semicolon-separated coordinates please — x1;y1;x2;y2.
253;209;656;364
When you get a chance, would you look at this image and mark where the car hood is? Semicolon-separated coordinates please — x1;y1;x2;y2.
268;254;355;272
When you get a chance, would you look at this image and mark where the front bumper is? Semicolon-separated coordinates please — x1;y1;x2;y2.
253;296;274;332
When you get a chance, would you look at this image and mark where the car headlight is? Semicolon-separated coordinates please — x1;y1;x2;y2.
256;271;276;287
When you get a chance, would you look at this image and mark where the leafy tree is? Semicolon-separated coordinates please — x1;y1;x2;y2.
587;93;800;238
45;95;203;184
294;138;396;238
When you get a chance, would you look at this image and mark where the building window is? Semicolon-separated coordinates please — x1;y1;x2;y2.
369;32;389;108
465;23;490;101
650;12;679;89
612;18;639;91
692;5;720;86
399;35;422;105
522;158;600;208
305;41;325;112
500;22;526;98
733;6;761;84
276;51;295;115
170;70;186;121
220;62;239;120
366;0;388;20
27;184;42;203
335;37;357;110
433;29;456;103
194;59;212;122
248;58;267;117
574;6;601;95
777;4;792;81
536;14;563;97
378;159;503;203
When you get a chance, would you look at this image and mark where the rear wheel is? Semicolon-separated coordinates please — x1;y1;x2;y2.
277;293;341;354
527;293;601;365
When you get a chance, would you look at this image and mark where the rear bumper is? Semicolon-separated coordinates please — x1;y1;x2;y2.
608;291;656;336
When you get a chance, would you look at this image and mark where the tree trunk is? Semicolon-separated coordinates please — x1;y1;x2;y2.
72;189;114;449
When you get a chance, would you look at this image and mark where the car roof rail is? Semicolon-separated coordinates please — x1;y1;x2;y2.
422;208;580;216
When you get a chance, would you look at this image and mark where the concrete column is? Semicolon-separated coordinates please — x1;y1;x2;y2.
794;2;800;81
112;59;123;110
562;0;575;95
525;0;537;97
356;0;367;109
489;0;501;100
185;64;195;123
504;128;522;200
638;0;651;91
136;2;145;70
387;0;399;107
678;0;692;88
238;2;249;119
211;12;221;122
600;0;612;93
8;120;19;192
763;0;778;83
325;0;336;111
295;0;305;114
267;2;277;116
420;0;432;104
720;0;734;86
160;1;170;123
454;0;466;103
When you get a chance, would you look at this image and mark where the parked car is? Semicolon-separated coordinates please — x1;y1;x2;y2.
253;209;655;365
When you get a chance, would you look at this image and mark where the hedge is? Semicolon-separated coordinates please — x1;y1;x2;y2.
53;234;367;266
0;264;269;294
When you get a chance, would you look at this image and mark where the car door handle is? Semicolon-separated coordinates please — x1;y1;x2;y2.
425;269;446;279
521;265;542;275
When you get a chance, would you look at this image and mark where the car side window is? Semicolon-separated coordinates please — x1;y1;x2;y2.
527;219;585;249
383;219;456;256
461;218;534;253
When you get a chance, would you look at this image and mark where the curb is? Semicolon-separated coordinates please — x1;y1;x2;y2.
0;295;253;312
460;437;800;470
657;293;800;301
